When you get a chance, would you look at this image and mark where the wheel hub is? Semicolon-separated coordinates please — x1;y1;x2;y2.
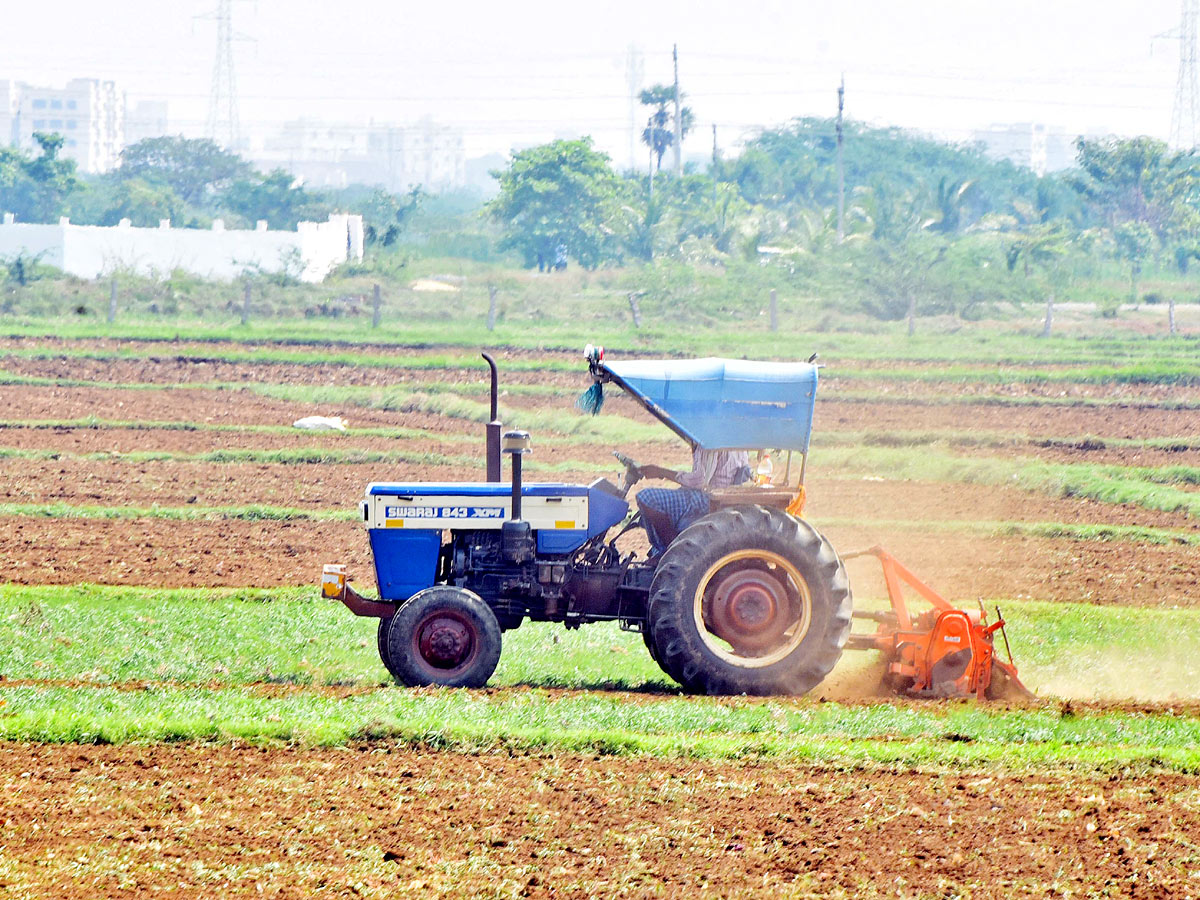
709;569;792;654
418;615;474;669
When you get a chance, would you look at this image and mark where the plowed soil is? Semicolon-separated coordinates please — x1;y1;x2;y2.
1;742;1196;899
0;343;1196;602
2;338;1200;898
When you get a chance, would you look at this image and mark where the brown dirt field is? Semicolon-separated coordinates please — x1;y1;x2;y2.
817;398;1200;441
0;367;1194;600
1005;442;1200;469
1;742;1196;899
6;358;1200;442
0;518;372;587
0;513;1191;604
2;354;585;390
6;350;1198;406
821;374;1197;405
829;529;1198;606
3;452;1197;536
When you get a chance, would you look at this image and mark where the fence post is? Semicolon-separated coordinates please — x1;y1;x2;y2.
107;278;117;323
1169;297;1177;336
487;284;498;332
372;283;382;329
769;289;778;332
627;292;643;329
241;281;251;326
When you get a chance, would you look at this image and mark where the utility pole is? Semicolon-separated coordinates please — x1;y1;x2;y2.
672;44;683;176
711;124;719;206
836;76;846;243
625;45;644;170
648;143;655;201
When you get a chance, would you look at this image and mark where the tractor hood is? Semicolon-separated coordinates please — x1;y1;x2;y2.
599;357;818;452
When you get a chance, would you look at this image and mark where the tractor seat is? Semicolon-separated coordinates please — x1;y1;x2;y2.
708;486;797;510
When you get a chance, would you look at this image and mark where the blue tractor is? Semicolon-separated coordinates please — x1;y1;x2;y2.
322;347;856;696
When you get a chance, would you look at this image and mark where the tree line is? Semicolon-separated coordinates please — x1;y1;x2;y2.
0;134;335;231
485;120;1200;319
3;115;1199;322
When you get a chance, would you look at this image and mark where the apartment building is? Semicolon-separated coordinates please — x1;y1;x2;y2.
0;78;125;173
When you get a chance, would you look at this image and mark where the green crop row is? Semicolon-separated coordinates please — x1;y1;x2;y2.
1;585;1199;768
6;341;1200;386
3;315;1198;367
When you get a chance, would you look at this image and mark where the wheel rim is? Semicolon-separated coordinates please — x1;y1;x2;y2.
412;610;478;674
693;549;812;668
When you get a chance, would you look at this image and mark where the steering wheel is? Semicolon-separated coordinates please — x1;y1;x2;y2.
613;451;643;491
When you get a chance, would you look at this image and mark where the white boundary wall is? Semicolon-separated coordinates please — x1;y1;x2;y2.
0;213;364;283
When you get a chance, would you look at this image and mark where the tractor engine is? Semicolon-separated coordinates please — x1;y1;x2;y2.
446;530;652;630
447;530;560;628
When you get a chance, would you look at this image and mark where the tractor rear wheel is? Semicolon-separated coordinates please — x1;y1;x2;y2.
647;506;852;696
384;586;502;688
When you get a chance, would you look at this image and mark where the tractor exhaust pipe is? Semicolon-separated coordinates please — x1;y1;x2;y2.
482;352;502;482
501;430;534;563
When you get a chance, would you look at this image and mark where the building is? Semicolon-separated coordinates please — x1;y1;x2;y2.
124;100;170;148
0;78;125;173
972;123;1077;176
251;118;466;192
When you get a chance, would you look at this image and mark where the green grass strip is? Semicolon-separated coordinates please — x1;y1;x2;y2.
2;586;1200;769
3;315;1198;367
9;343;1200;386
3;684;1200;772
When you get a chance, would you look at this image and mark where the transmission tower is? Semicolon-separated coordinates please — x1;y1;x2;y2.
205;0;240;149
1171;0;1200;149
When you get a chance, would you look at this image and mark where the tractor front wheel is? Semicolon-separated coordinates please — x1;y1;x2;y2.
383;586;502;688
647;506;852;696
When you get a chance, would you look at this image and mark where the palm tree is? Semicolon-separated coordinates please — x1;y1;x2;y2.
639;84;694;172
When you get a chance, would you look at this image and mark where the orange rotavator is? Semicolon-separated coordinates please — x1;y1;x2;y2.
843;547;1029;699
322;348;1031;701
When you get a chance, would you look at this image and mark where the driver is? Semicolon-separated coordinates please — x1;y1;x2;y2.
634;447;751;556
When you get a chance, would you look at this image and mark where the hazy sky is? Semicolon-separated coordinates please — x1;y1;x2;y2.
1;1;1189;164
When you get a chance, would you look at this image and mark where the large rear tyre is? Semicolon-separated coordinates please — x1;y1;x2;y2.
384;586;502;688
647;506;852;696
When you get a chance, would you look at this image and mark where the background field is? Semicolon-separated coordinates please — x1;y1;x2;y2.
1;310;1198;898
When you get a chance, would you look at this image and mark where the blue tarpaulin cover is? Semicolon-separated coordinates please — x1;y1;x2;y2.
603;357;818;451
